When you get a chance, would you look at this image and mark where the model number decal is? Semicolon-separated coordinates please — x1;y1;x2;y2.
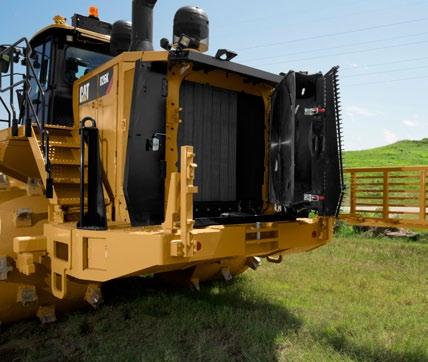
100;73;109;87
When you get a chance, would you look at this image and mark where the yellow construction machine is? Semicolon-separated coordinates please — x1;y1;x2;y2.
0;1;344;323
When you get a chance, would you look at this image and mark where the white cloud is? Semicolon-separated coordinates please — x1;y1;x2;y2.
346;105;382;118
401;115;428;128
402;119;419;128
383;129;399;144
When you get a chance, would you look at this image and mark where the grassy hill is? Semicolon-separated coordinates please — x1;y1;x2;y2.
344;139;428;168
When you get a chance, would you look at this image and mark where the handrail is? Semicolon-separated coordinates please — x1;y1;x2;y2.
0;37;46;134
346;166;428;172
78;116;107;230
79;117;97;227
0;37;52;195
0;96;11;126
0;72;26;78
0;37;45;98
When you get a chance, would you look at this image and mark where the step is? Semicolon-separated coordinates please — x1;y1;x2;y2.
33;128;80;154
39;140;80;149
34;127;78;144
53;177;81;184
51;164;84;177
50;158;80;166
44;124;75;131
57;197;82;206
48;148;80;166
53;176;89;184
55;184;85;206
57;197;89;206
51;164;87;184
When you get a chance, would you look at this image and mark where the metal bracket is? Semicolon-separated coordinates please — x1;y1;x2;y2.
163;172;180;234
0;173;9;190
51;267;67;299
247;257;262;270
84;284;103;309
26;177;43;196
0;255;12;280
37;305;56;324
13;235;47;276
14;208;32;227
17;285;38;305
169;146;198;258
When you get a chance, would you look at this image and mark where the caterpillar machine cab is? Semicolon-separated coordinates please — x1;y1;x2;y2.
0;1;344;323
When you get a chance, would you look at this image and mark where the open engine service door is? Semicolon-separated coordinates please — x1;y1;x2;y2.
269;67;344;217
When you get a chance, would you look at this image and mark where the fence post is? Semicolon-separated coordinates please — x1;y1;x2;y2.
419;170;426;222
350;171;356;216
383;170;389;220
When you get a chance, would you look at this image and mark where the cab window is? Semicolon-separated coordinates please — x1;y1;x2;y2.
64;46;112;84
29;40;52;121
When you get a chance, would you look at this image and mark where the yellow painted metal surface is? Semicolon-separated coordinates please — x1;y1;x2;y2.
43;216;334;284
0;128;40;182
341;166;428;228
0;182;87;323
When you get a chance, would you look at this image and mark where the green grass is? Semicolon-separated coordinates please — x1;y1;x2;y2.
1;236;427;361
344;139;428;168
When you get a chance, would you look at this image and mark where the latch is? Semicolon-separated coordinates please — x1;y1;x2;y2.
147;132;166;152
304;194;326;202
0;255;12;280
304;107;326;116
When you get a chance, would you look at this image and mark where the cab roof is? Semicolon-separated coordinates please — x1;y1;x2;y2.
31;21;110;45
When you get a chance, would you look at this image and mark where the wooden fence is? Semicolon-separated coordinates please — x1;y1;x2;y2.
340;166;428;229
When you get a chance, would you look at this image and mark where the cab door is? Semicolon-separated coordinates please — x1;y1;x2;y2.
28;40;52;125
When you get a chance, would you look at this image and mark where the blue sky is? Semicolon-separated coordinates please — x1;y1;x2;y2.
1;0;428;150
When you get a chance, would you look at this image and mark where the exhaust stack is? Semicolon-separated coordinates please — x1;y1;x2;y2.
129;0;157;51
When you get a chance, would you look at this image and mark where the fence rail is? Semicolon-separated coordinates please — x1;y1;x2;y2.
340;166;428;229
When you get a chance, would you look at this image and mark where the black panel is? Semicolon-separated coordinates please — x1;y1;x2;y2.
124;61;167;226
78;119;107;230
294;73;325;204
195;213;294;228
179;82;265;219
72;14;112;36
52;95;73;126
237;93;265;211
169;51;283;86
179;81;238;202
194;201;239;218
269;72;296;205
